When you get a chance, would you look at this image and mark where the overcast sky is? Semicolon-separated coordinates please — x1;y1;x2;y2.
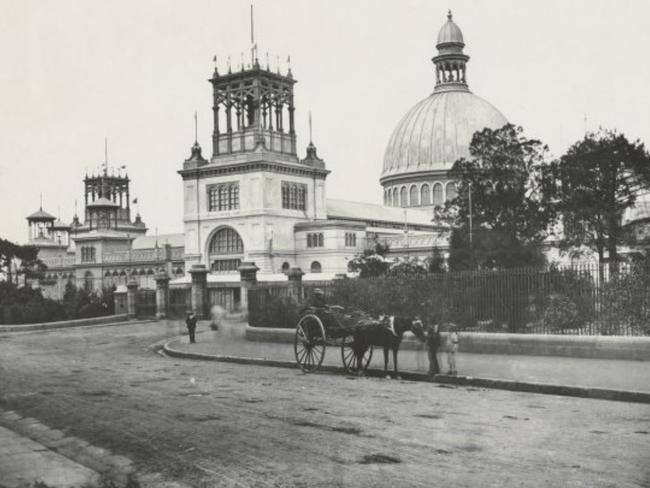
1;0;649;244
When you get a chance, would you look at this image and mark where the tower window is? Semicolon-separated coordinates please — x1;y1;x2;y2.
81;246;96;263
282;181;307;210
208;183;239;211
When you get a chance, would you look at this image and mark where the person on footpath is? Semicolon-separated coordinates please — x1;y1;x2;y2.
186;311;198;344
445;323;459;375
426;323;442;376
210;305;225;332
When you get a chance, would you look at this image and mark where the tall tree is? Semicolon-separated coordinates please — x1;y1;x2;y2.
0;238;45;285
552;129;650;267
447;124;556;270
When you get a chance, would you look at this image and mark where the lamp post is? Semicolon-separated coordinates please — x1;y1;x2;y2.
468;182;473;246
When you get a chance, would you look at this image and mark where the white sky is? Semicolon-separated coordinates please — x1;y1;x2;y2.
1;0;649;244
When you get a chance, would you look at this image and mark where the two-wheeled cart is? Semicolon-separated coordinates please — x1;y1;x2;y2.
294;306;380;373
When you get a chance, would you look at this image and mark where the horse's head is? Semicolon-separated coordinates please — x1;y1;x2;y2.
408;316;427;342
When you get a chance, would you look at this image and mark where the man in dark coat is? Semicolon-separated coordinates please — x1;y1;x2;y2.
426;323;442;375
186;312;198;344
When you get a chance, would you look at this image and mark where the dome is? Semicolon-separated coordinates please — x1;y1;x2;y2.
381;91;507;179
437;12;464;46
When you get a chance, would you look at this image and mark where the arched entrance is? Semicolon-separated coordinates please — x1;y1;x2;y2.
206;226;244;312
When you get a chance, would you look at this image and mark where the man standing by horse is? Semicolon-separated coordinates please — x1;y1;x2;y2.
426;323;442;375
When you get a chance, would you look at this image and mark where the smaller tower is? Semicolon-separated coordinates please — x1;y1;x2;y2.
26;206;55;243
432;10;470;92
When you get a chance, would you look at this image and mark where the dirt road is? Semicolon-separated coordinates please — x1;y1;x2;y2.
0;321;648;487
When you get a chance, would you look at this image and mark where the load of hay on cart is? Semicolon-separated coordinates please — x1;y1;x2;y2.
294;306;387;373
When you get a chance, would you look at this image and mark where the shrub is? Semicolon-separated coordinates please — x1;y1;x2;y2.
542;294;580;332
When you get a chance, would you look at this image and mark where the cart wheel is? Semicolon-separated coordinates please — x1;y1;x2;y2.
341;338;373;374
295;313;326;373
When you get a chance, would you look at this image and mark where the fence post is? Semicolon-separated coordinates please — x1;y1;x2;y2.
155;272;170;319
126;279;138;319
189;264;209;319
238;261;259;318
287;267;305;302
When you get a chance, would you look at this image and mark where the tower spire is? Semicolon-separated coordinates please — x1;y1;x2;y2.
39;193;43;210
432;11;469;92
309;110;313;144
104;137;108;175
194;110;198;144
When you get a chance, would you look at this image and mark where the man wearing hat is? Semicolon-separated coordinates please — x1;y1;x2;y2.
185;311;198;344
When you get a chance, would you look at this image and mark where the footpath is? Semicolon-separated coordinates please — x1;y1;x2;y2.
164;319;650;403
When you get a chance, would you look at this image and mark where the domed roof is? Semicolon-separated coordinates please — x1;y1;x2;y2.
27;208;55;221
382;91;507;179
437;11;464;46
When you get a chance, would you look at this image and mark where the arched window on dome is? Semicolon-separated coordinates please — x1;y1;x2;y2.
409;185;419;206
446;182;457;202
392;187;398;207
387;188;393;206
433;183;444;206
400;187;407;207
384;189;389;206
420;184;431;205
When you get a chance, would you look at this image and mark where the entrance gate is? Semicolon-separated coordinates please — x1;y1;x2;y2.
136;289;156;318
208;287;241;313
169;288;191;318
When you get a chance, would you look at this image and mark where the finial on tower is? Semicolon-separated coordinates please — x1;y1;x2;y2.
309;110;313;144
227;55;232;73
194;110;198;144
447;9;452;20
104;137;108;175
213;55;218;76
39;193;43;211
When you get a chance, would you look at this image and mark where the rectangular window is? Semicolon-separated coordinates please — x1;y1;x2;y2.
208;182;239;211
282;181;307;210
345;232;357;247
307;232;324;248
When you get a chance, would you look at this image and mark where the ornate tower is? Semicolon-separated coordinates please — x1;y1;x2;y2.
432;11;470;92
77;166;146;235
209;56;297;159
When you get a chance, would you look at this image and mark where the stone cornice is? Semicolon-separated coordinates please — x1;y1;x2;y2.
380;168;454;186
178;159;330;180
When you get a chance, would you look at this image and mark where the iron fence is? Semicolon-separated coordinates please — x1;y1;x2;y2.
249;264;650;336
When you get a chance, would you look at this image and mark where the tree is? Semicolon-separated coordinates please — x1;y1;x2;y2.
552;129;650;268
347;241;391;278
0;238;45;285
447;124;556;269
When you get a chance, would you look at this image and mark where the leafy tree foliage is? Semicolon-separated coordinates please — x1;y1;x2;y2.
0;237;45;285
447;124;555;270
551;129;650;266
347;241;391;278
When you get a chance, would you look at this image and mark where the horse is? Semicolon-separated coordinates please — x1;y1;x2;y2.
351;316;426;379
